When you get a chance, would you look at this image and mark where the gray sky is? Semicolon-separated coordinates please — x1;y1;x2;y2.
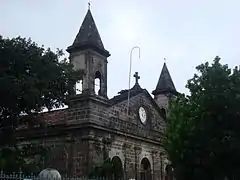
1;0;240;98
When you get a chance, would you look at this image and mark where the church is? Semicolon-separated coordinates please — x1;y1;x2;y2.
18;7;177;180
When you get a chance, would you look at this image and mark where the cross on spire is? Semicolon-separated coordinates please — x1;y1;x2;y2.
134;72;140;84
88;0;91;9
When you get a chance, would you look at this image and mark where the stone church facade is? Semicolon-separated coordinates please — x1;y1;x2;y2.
18;8;178;180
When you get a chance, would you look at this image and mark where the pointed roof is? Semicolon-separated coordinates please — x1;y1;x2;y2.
152;63;177;95
67;9;110;57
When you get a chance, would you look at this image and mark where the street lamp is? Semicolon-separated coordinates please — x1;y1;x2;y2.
127;46;140;116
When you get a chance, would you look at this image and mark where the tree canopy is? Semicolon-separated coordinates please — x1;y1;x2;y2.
0;35;82;172
165;56;240;180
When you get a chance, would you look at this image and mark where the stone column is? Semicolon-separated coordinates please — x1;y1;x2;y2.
160;152;164;180
134;146;141;180
123;142;127;180
151;150;157;180
123;142;132;180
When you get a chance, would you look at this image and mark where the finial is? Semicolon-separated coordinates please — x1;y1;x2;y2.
134;72;140;85
164;58;166;63
88;0;91;10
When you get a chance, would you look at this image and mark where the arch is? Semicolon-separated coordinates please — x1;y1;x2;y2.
161;108;166;119
140;158;152;180
109;149;124;166
111;156;123;179
165;164;174;180
139;151;153;170
76;79;83;94
94;71;101;95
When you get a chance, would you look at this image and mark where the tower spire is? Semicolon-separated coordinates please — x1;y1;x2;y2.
152;62;177;95
67;6;110;98
67;6;110;57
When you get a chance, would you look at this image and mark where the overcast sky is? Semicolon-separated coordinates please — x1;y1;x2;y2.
1;0;240;98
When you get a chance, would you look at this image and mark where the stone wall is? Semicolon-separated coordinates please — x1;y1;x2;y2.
78;92;167;141
85;128;165;180
154;94;169;111
28;131;91;176
17;90;168;179
66;92;166;178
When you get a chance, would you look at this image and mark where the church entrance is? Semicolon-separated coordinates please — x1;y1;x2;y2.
140;158;152;180
112;156;123;180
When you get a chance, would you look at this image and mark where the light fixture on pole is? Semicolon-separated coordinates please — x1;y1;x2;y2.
127;46;140;116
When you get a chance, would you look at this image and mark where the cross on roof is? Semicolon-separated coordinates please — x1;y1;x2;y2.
134;72;140;84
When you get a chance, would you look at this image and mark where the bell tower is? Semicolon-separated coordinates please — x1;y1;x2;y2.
152;62;177;113
67;8;110;98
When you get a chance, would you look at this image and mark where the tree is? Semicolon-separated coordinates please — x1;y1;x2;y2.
0;143;49;173
0;35;82;172
89;157;123;179
165;56;240;180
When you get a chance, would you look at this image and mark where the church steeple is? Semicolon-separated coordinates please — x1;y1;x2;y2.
152;62;177;96
152;62;177;112
67;9;110;98
67;9;110;57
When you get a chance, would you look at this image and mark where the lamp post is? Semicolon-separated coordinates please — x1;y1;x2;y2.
127;46;140;116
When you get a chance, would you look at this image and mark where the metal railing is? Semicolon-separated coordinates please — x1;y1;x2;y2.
0;171;125;180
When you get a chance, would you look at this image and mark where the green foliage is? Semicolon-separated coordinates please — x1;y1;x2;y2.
0;143;48;173
0;35;82;171
165;56;240;180
89;157;123;179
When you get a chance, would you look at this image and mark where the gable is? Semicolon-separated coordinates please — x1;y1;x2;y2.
109;89;166;135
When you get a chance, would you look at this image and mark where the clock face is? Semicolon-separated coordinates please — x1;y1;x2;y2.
139;107;147;124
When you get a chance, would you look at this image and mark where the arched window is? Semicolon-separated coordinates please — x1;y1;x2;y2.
94;71;101;95
76;80;83;95
165;164;174;180
112;156;123;179
161;108;167;119
140;158;152;180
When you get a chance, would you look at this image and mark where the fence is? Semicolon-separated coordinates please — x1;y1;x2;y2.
0;171;125;180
